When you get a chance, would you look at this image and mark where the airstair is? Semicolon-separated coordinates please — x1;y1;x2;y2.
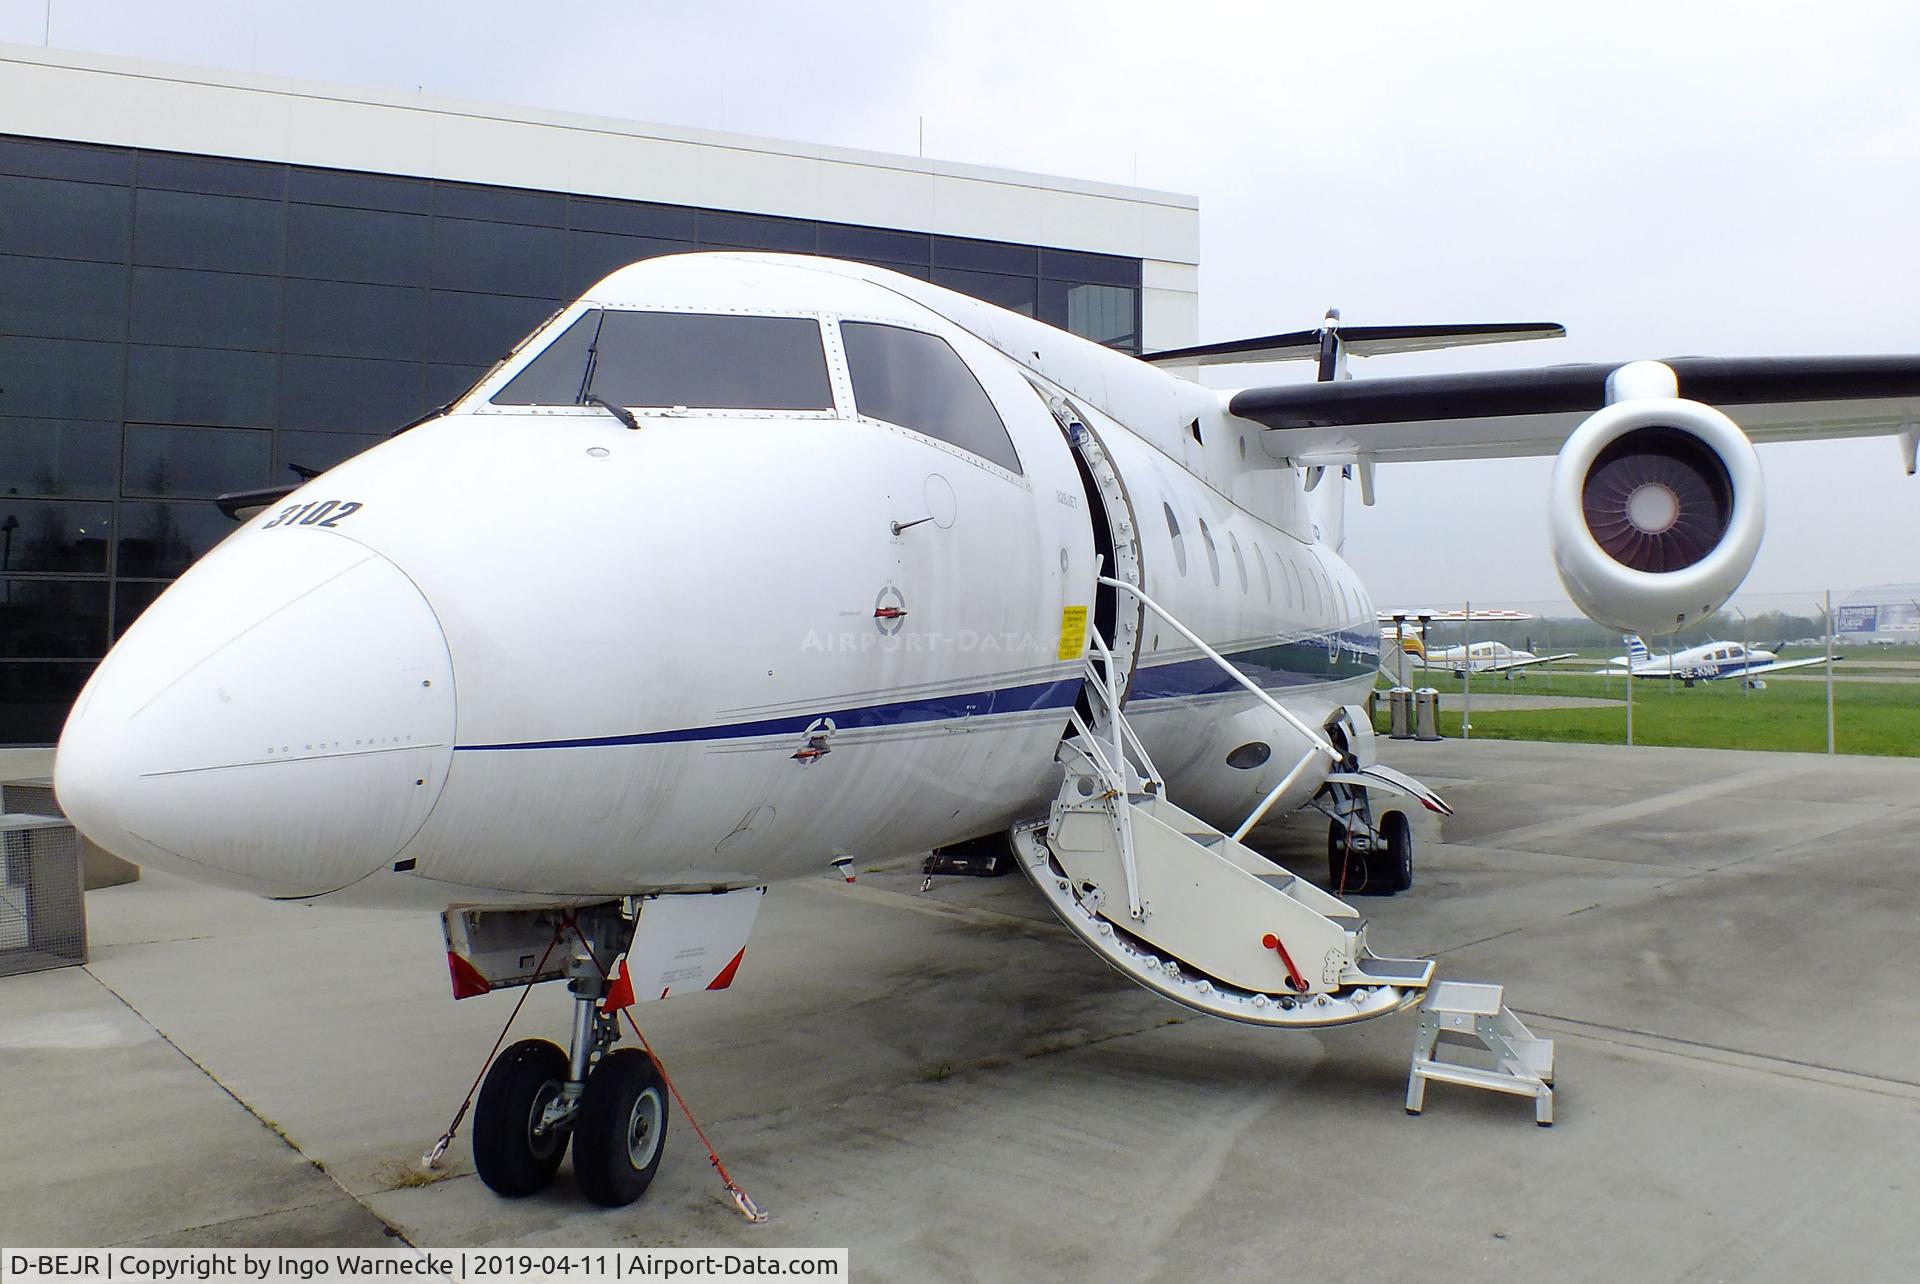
1011;580;1435;1029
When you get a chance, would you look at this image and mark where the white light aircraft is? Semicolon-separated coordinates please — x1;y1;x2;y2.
1597;634;1838;683
51;252;1920;1208
1378;630;1577;679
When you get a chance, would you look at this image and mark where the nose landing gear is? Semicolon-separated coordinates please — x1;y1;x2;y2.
469;922;669;1208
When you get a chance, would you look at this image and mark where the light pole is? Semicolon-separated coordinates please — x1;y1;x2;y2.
1734;606;1748;697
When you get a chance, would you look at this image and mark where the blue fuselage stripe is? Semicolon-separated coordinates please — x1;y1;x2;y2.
455;633;1382;753
457;676;1085;752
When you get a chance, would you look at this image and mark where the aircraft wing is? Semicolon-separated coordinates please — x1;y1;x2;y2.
1230;356;1920;467
1144;322;1564;368
1731;655;1840;677
1461;651;1579;675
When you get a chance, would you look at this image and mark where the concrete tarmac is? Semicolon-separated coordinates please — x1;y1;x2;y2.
4;740;1919;1281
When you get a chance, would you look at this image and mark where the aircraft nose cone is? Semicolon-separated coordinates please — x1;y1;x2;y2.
55;532;454;898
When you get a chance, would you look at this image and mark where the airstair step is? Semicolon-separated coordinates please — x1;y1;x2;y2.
1254;873;1297;894
1353;955;1434;986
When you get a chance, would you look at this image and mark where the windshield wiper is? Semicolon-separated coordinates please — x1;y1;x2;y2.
573;312;639;430
582;391;642;431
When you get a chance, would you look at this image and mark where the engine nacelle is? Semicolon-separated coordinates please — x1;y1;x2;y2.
1548;392;1764;638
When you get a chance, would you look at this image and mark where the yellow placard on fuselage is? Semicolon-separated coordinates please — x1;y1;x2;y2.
1058;605;1089;660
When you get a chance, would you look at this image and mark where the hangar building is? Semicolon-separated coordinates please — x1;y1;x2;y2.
0;44;1201;744
1836;584;1920;644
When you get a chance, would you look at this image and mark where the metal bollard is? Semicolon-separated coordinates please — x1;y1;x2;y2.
1388;686;1415;740
1414;687;1442;741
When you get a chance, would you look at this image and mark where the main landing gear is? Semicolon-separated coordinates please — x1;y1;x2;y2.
470;915;668;1207
1326;805;1413;897
1317;707;1415;897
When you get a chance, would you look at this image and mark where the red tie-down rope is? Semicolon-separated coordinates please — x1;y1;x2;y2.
421;916;766;1224
566;921;768;1224
422;915;572;1170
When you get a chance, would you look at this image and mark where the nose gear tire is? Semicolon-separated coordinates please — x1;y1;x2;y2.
472;1038;570;1197
573;1049;669;1207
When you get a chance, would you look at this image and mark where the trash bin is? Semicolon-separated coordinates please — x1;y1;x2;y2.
1388;686;1415;739
1414;687;1442;741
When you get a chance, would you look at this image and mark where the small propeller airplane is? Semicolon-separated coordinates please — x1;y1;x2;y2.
51;251;1920;1209
1596;634;1839;684
1376;613;1578;680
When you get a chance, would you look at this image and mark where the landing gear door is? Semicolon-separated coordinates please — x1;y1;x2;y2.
1034;385;1144;700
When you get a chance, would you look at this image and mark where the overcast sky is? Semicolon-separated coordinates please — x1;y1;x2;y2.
3;0;1915;611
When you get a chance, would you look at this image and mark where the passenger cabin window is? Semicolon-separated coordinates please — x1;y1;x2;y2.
840;321;1021;473
1163;503;1188;577
1197;518;1221;586
491;309;834;411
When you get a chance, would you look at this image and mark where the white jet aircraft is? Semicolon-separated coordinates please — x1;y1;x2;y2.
52;252;1920;1207
1597;634;1838;684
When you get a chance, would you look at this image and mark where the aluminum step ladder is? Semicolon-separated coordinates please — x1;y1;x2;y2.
1405;981;1555;1125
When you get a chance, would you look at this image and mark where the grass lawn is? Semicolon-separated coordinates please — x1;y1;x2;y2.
1372;673;1920;757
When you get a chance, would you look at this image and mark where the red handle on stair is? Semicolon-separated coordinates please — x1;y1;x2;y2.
1261;933;1309;994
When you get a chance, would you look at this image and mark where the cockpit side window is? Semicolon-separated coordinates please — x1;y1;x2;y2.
490;309;834;411
492;312;600;405
840;321;1022;474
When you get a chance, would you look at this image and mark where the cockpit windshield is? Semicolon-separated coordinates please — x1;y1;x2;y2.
490;309;835;411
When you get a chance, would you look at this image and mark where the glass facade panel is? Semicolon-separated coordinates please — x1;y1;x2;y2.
136;151;284;199
697;211;815;252
112;579;168;638
841;322;1020;473
0;335;123;419
425;363;489;408
0;174;132;262
0;136;131;184
431;217;565;297
0;131;1145;741
283;278;427;361
428;291;562;365
279;353;425;431
930;267;1037;317
288;166;431;214
1042;280;1137;349
0;661;96;746
0;579;109;658
818;224;929;266
287;203;430;285
1041;247;1138;287
127;345;276;427
124;425;273;498
0;254;127;341
276;430;385;476
0;419;119;498
568;198;695;241
130;266;281;351
934;236;1036;275
434;182;563;227
565;231;687;295
0;498;113;574
116;500;237;578
134;188;285;274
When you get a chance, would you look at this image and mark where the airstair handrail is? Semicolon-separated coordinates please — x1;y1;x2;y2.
1086;625;1163;792
1097;576;1342;764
